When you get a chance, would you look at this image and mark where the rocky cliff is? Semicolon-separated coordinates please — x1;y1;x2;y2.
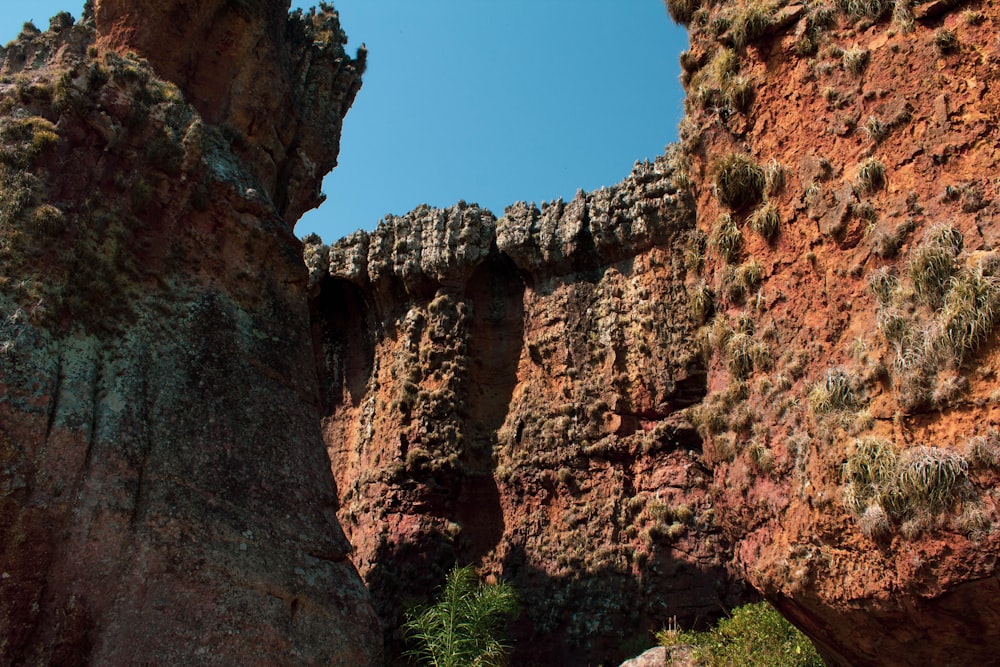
0;2;377;664
310;152;748;664
313;0;1000;666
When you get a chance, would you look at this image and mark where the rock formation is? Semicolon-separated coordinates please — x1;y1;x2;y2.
310;152;748;664
312;1;1000;666
0;2;377;664
4;0;1000;665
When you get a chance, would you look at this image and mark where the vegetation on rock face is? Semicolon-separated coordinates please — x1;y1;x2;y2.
657;602;823;666
713;153;765;210
403;565;520;667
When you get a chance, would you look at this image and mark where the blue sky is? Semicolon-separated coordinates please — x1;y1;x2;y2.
1;2;688;243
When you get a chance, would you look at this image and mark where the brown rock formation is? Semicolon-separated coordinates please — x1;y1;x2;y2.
312;152;748;665
0;3;377;664
676;0;1000;664
314;1;1000;666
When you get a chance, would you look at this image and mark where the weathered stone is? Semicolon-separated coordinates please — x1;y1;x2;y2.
0;2;379;664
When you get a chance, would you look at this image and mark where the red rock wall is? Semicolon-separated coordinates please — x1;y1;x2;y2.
0;4;378;664
677;0;1000;664
312;157;749;665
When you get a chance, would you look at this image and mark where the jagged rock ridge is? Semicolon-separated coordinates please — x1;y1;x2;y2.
311;150;749;664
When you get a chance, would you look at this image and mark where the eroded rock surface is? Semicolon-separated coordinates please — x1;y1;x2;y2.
0;3;377;664
313;152;748;665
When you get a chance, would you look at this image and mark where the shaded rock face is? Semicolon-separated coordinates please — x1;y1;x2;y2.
0;4;378;665
674;0;1000;665
312;154;749;665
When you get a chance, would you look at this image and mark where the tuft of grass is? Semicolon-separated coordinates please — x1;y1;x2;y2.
937;268;999;357
688;283;715;324
724;75;755;113
843;47;870;75
908;225;962;306
934;28;958;53
863;114;888;143
749;201;780;243
710;212;743;263
843;437;900;516
713;153;766;210
868;267;898;305
837;0;891;20
657;602;823;667
854;157;886;194
764;159;785;197
896;446;969;512
808;367;859;414
665;0;702;24
892;0;915;32
729;0;774;49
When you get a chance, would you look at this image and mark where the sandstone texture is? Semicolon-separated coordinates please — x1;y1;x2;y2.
0;2;378;664
314;1;1000;666
675;0;1000;664
312;152;748;665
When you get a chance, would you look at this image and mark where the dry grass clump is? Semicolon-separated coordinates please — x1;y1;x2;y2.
934;28;958;53
854;157;886;194
863;114;888;143
842;47;870;75
844;437;973;537
688;283;715;324
908;224;963;306
808;367;859;414
729;0;774;49
749;201;780;242
710;212;743;263
713;153;766;210
665;0;702;24
837;0;891;20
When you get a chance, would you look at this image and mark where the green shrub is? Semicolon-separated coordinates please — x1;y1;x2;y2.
658;602;823;667
403;565;519;667
713;153;765;210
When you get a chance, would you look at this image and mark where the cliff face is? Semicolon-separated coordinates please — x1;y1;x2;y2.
314;1;1000;666
311;151;748;664
0;2;377;664
677;0;1000;664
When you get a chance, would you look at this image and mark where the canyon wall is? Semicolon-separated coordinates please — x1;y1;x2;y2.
310;152;748;664
314;0;1000;666
0;2;378;664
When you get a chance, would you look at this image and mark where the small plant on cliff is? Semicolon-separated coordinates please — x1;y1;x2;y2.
713;153;766;210
749;201;780;243
729;0;775;50
710;212;743;263
665;0;702;24
657;602;823;666
853;157;886;194
403;564;519;667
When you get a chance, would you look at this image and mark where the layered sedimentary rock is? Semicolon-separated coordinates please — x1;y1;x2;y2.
0;2;378;664
311;151;748;665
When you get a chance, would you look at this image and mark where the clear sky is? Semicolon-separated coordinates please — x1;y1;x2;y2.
0;2;689;243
